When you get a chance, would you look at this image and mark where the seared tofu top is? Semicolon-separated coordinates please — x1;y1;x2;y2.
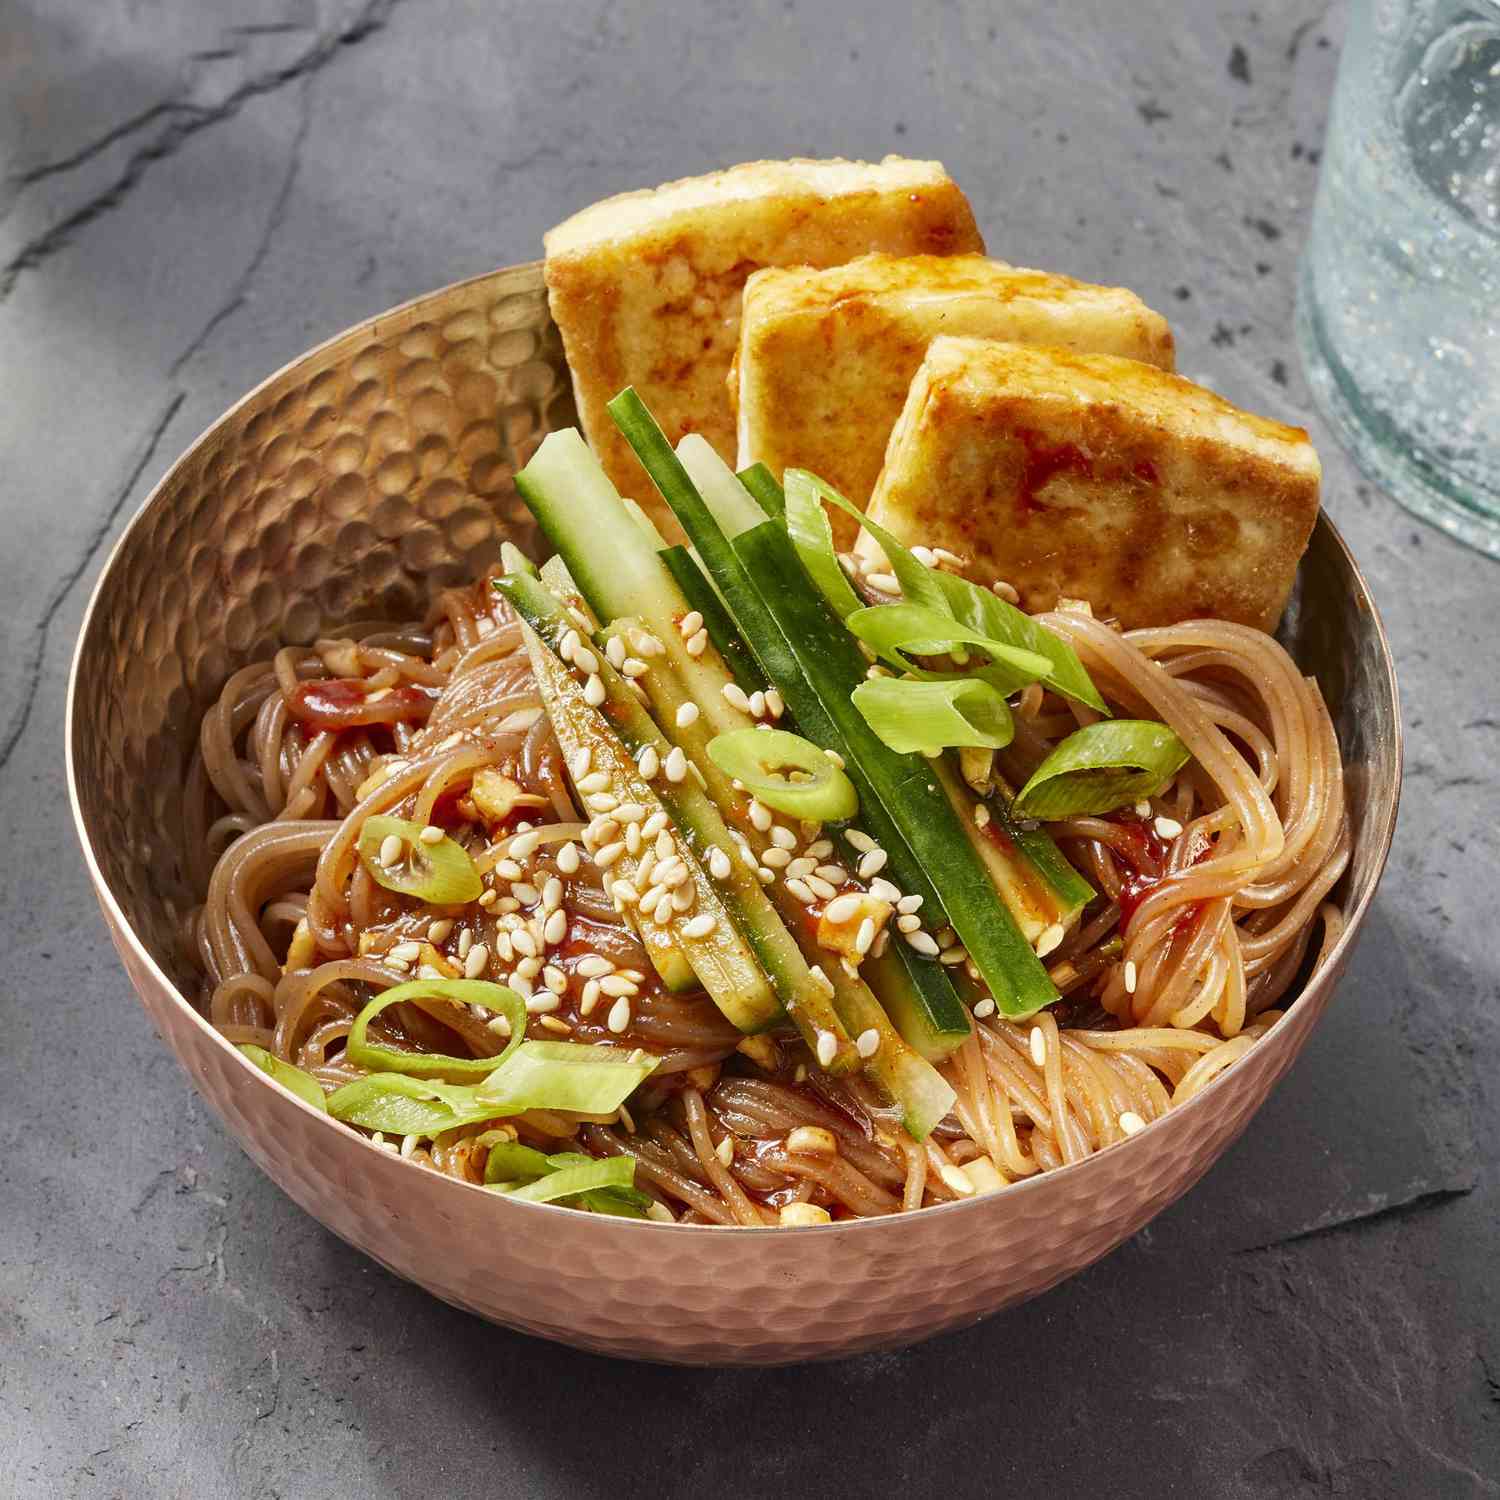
732;253;1174;544
543;158;983;532
860;337;1321;632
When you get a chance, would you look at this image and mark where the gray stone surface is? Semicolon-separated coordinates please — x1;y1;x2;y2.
1;0;1496;1494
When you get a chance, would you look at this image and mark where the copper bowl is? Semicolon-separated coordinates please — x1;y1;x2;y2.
66;262;1401;1365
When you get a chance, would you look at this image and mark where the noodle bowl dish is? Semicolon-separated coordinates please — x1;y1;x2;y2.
69;159;1401;1360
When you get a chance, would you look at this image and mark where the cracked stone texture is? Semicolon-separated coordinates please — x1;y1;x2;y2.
1;0;1496;1494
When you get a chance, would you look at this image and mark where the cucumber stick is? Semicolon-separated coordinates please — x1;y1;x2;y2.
495;567;857;1071
519;622;776;1032
658;545;766;696
605;397;1058;1019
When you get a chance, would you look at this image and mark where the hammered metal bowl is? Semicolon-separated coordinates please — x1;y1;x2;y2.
66;261;1401;1365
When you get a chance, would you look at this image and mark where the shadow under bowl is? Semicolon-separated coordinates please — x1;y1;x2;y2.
66;262;1402;1365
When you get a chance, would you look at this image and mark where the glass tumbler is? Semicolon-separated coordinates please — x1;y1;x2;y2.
1297;0;1500;557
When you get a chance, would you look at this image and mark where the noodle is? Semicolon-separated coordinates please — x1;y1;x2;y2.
184;565;1349;1224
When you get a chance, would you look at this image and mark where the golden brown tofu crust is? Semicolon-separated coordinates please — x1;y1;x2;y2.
543;158;983;532
862;338;1321;632
732;253;1175;546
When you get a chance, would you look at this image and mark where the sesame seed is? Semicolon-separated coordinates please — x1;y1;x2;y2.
553;841;579;876
765;690;784;719
866;571;899;593
973;997;996;1019
784;856;815;878
905;930;940;956
1119;1111;1146;1136
569;747;592;779
586;793;619;814
1035;923;1065;958
748;799;773;832
680;913;716;939
762;847;792;869
756;867;775;884
541;877;563;912
427;919;453;944
911;545;936;566
464;945;489;979
670;884;695;912
478;889;498;909
543;909;567;946
806;876;839;901
1029;1027;1047;1067
784;878;816;904
685;627;709;657
625;823;642;856
854;918;876;955
714;1135;734;1167
939;946;967;966
543;965;567;995
867;878;901;903
538;1015;572;1035
815;1030;838;1068
769;825;797;850
418;824;444;846
857;848;888;879
823;749;846;769
640;882;666;912
708;846;732;880
580;979;601;1016
487;1013;512;1036
378;834;404;867
510;830;541;860
722;682;751;713
1124;960;1138;994
779;1202;831;1226
845;829;875;854
679;610;704;638
973;804;990;828
642;811;668;838
895;893;923;915
808;965;835;996
575;771;610;794
457;928;473;959
567;607;593;632
388;940;420;964
573;646;599;675
622;657;649;678
939;1163;976;1197
511;882;540;906
607;997;631;1034
654;828;675;861
855;1028;880;1059
664;747;688;783
748;691;766;717
492;930;514;963
598;974;638;998
583;674;606;707
932;547;966;569
511;929;537;958
560;628;580;660
1135;800;1152;818
400;1134;419;1159
605;635;626;668
525;992;559;1014
637;746;660;780
495;858;523;881
1154;816;1184;839
675;701;700;728
384;957;411;973
824;893;861;924
896;912;921;933
815;864;847;884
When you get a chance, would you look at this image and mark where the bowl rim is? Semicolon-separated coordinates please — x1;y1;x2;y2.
65;265;1404;1239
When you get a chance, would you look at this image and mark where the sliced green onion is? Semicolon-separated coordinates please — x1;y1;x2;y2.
737;462;786;521
851;678;1015;756
493;1155;638;1204
482;1140;553;1184
847;603;1051;696
783;467;1107;712
930;574;1109;714
346;979;525;1079
237;1045;327;1112
355;815;482;905
705;727;859;821
784;469;863;622
326;1073;503;1136
476;1040;659;1114
1013;720;1192;818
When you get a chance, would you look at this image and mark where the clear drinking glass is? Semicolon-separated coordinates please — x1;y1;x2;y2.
1297;0;1500;557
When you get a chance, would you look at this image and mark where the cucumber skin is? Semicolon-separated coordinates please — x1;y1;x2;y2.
737;463;785;520
730;524;1059;1019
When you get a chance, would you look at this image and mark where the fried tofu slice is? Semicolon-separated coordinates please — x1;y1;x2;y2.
543;158;983;532
860;338;1321;631
733;254;1175;546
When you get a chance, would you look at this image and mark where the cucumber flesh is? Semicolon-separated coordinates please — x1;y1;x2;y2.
658;545;767;696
